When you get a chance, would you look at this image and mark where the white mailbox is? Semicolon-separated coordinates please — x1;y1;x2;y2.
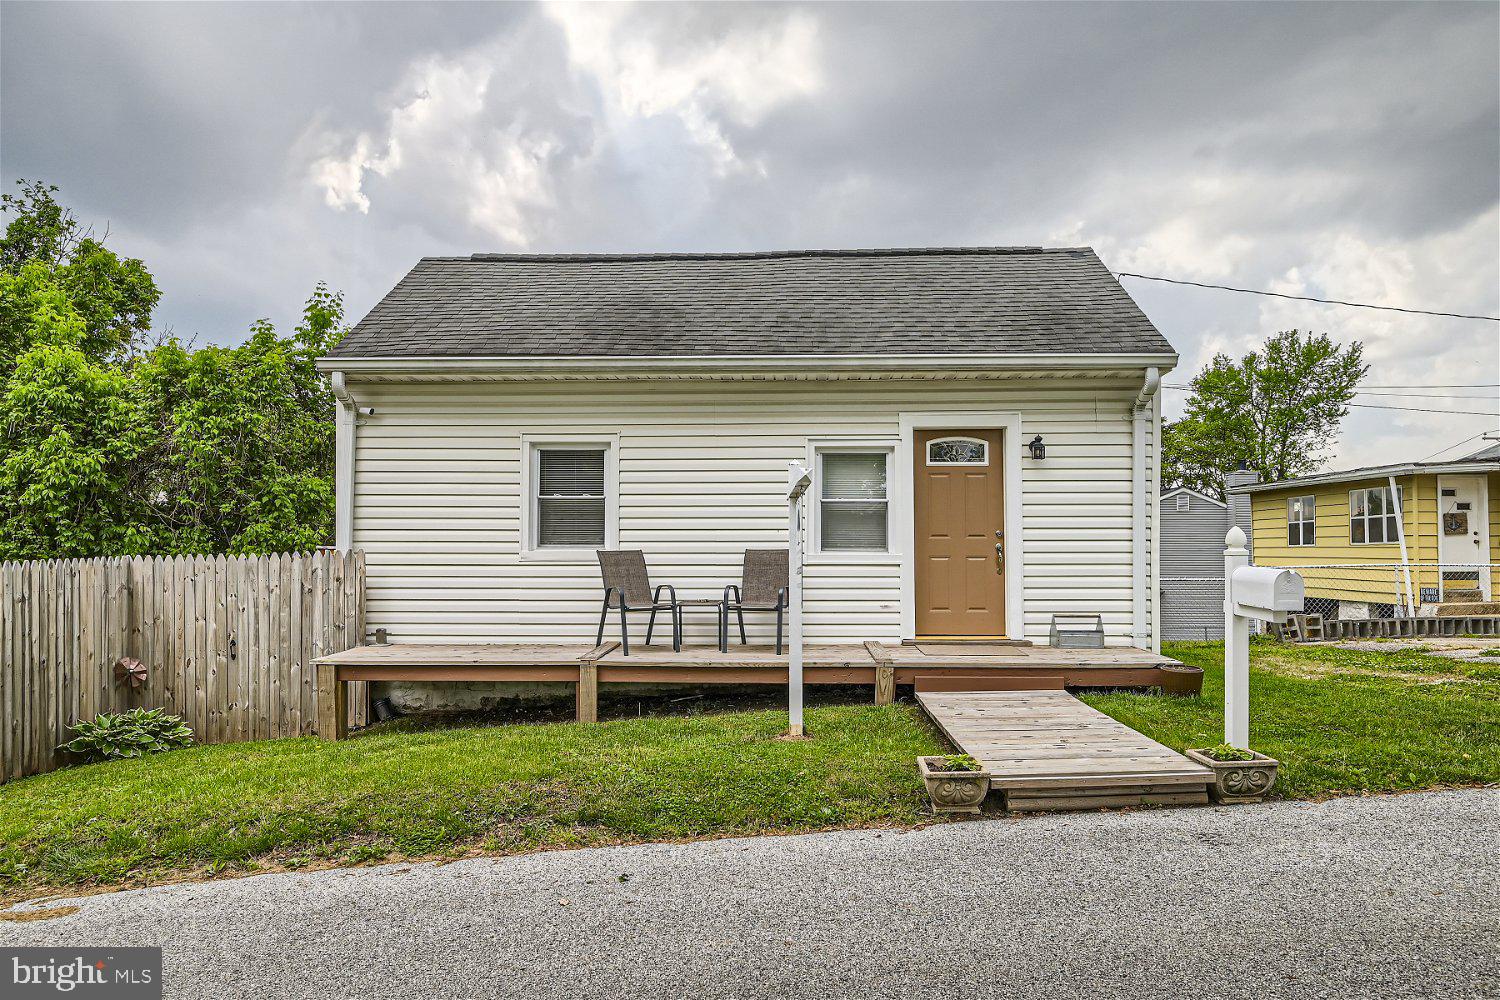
1230;566;1304;623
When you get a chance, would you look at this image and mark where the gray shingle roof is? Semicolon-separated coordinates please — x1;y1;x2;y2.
325;247;1174;360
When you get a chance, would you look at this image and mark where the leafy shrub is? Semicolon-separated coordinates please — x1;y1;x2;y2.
59;708;194;764
933;753;983;772
1197;743;1255;762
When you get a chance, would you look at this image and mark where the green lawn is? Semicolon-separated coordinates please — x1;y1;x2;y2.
0;703;941;899
1083;639;1500;798
1;639;1496;900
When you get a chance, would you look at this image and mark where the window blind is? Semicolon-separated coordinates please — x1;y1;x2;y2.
820;452;888;551
537;448;606;547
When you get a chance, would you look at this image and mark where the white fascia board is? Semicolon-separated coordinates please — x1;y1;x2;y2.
315;352;1180;377
1229;461;1500;494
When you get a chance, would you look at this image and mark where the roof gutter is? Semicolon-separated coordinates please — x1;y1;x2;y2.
314;351;1179;377
1132;367;1161;651
328;372;373;552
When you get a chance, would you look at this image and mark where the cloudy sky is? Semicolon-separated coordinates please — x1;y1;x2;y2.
3;1;1497;467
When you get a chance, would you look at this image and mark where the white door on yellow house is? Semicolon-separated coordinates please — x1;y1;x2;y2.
1437;476;1489;599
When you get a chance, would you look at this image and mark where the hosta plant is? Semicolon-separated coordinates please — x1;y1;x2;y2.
59;708;195;764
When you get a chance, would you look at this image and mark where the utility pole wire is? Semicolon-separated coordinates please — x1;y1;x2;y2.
1114;272;1500;322
1422;430;1494;461
1162;383;1498;400
1160;385;1499;417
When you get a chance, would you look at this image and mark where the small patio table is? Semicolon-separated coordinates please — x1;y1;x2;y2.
672;598;728;651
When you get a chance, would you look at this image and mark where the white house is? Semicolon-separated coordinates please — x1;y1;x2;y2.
317;247;1177;653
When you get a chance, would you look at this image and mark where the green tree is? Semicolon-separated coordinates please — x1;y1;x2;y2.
0;181;344;558
1163;330;1368;497
132;285;344;554
0;180;159;369
0;343;155;559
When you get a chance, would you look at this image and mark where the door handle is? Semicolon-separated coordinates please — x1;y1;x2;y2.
995;541;1004;575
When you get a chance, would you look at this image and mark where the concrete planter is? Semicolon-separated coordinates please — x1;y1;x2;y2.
917;756;991;814
1186;749;1279;804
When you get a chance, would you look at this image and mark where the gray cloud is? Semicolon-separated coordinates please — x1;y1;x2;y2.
2;0;1495;465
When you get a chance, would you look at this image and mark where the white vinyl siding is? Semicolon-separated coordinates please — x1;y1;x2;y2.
349;373;1155;645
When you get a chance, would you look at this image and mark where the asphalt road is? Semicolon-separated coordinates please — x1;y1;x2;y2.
4;788;1496;1000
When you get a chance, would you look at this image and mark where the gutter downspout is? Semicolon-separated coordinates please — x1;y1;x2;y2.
1132;367;1161;651
329;373;371;552
1388;474;1415;616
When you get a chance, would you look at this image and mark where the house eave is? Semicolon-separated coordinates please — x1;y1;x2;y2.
1229;462;1500;494
315;351;1180;380
1162;485;1227;509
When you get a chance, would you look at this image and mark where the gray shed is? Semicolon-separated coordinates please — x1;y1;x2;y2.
1159;469;1258;640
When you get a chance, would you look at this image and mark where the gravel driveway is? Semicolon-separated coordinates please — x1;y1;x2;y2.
4;788;1496;1000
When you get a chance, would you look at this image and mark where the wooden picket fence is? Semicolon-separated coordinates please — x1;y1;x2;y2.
0;550;366;783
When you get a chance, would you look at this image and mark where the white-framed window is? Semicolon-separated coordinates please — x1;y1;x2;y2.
1350;486;1402;544
1175;494;1190;512
814;446;892;553
925;436;988;466
1287;495;1316;546
522;435;617;556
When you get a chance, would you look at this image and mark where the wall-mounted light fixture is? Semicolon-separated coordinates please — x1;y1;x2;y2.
1027;435;1046;460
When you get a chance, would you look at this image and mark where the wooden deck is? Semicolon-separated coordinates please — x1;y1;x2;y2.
917;689;1213;812
312;640;1201;739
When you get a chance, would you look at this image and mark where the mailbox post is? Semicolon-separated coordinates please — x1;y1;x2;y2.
1223;527;1305;748
787;461;812;738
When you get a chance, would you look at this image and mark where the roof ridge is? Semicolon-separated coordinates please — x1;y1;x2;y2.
457;246;1093;264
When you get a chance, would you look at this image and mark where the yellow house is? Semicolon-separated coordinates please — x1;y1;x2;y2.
1228;443;1500;618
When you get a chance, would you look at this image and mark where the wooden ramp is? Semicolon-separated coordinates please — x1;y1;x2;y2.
917;689;1213;812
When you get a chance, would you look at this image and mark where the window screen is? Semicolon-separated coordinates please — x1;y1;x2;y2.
536;448;606;547
820;452;888;551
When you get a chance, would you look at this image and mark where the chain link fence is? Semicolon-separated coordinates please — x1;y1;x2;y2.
1271;563;1496;620
1162;564;1496;640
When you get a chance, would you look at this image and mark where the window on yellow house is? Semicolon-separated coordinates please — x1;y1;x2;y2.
1287;495;1316;545
1350;486;1402;544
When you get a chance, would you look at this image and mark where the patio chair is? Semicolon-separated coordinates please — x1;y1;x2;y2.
595;550;681;656
722;549;790;654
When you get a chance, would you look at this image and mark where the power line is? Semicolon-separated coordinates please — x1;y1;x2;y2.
1361;383;1500;389
1347;391;1499;399
1165;382;1499;399
1114;271;1500;322
1163;383;1498;399
1160;385;1500;416
1422;430;1494;461
1346;402;1500;416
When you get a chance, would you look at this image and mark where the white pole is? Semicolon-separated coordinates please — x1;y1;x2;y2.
788;487;805;737
1223;526;1251;748
1388;475;1415;617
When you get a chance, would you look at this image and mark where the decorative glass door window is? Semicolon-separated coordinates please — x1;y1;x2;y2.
926;437;988;466
1287;495;1316;545
819;451;889;551
535;447;607;547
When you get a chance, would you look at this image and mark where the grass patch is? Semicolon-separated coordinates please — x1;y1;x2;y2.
1082;639;1500;799
3;639;1496;899
0;703;942;897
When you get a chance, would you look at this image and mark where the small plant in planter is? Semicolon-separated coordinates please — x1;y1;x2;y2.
1185;742;1279;804
917;753;991;814
59;708;195;764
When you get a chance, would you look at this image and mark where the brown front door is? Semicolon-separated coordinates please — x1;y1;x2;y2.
914;429;1006;638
